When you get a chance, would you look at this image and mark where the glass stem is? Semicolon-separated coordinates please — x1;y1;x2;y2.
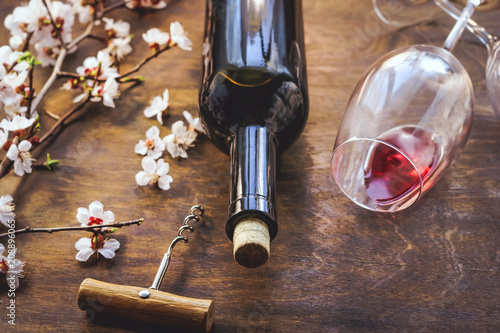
434;0;493;48
442;0;481;52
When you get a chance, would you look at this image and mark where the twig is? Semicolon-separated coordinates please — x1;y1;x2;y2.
87;34;107;44
27;62;35;118
39;92;91;144
45;109;60;120
68;20;95;50
103;0;126;14
119;44;172;78
20;32;33;52
58;71;144;84
41;0;66;48
0;219;144;238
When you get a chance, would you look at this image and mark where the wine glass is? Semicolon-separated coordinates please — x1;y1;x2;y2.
331;2;477;212
374;0;500;115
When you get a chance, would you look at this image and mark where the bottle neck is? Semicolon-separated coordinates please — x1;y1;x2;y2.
226;125;278;241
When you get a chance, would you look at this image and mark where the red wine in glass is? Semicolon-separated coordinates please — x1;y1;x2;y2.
364;125;441;205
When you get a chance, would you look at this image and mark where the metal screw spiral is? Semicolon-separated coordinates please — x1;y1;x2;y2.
148;205;205;291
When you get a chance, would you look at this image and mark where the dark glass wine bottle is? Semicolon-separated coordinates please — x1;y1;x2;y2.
199;0;308;267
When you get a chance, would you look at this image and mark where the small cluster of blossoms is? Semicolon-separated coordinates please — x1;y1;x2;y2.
5;0;75;66
132;23;195;191
61;21;191;110
0;46;40;177
135;88;204;190
75;201;120;261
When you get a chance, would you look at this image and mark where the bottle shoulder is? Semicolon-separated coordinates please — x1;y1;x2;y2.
198;67;308;153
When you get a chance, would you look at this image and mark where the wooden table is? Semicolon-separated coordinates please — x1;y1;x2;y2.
1;0;500;332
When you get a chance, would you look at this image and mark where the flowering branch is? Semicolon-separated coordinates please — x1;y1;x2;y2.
0;218;144;238
120;44;172;78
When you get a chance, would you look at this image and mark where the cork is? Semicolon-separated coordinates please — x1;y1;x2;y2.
233;218;270;268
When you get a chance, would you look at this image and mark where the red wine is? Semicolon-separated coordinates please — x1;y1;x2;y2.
198;0;308;258
364;126;441;204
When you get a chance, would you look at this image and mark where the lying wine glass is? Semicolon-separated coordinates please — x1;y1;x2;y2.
374;0;500;114
331;1;477;212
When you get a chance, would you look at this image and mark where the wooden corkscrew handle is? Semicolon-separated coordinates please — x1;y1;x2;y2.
77;278;214;332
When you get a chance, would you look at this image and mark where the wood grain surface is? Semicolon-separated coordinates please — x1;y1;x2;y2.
1;0;500;332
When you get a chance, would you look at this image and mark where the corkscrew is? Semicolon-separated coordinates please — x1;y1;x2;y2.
77;205;214;332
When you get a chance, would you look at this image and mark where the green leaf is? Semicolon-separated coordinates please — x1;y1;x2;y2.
45;153;60;171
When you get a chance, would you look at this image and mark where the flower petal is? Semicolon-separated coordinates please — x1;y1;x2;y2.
76;207;91;225
146;125;160;139
89;201;104;218
171;120;186;136
13;159;24;176
97;248;116;259
163;134;174;145
134;141;148;155
76;248;95;262
141;156;156;173
166;143;179;159
18;140;32;151
158;174;173;191
103;238;120;251
156;159;169;176
135;171;149;186
75;237;92;250
154;137;165;151
6;144;18;161
101;210;115;224
148;149;163;160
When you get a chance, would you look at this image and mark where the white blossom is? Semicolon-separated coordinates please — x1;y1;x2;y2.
91;77;120;108
163;120;197;159
142;28;170;51
0;243;25;290
3;93;28;118
34;38;60;67
105;36;133;60
0;46;24;77
76;201;115;227
8;35;24;51
0;195;15;227
76;50;119;80
135;156;173;190
183;110;204;133
144;88;169;124
134;125;165;159
69;0;93;24
0;115;36;132
4;3;38;37
75;236;120;261
6;140;35;176
170;21;192;51
3;70;28;91
103;18;130;38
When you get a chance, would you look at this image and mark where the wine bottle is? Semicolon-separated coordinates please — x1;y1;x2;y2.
199;0;309;267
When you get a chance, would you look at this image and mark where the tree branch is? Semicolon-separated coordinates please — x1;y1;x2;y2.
0;219;144;238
